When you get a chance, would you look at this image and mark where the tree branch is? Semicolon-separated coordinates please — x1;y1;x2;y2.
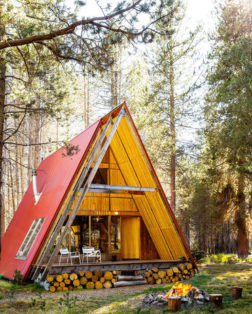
0;0;142;50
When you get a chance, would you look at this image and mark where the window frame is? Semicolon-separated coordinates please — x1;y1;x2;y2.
16;217;45;260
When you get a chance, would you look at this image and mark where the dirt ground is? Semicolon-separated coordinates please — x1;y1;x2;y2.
0;283;156;301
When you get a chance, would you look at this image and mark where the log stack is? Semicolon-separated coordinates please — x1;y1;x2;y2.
47;270;118;292
144;263;195;285
46;262;196;292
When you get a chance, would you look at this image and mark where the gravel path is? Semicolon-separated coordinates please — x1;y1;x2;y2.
1;283;162;302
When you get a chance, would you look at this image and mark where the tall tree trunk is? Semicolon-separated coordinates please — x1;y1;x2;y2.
27;116;32;186
0;55;6;241
83;72;90;128
33;97;41;169
168;42;176;213
235;173;249;258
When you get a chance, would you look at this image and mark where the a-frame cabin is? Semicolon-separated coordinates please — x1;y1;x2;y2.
0;104;196;282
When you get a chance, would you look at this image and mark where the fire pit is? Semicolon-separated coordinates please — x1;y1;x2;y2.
143;283;210;310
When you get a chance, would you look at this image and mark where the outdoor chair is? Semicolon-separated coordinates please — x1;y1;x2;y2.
82;247;101;263
59;248;81;264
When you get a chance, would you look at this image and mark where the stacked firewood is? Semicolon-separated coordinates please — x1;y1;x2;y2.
144;263;195;285
47;270;118;292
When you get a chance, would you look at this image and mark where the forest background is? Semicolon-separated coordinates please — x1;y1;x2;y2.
0;0;251;259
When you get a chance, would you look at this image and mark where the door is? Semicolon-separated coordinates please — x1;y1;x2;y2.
121;217;140;259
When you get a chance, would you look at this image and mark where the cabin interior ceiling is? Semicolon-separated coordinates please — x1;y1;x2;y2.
69;116;188;261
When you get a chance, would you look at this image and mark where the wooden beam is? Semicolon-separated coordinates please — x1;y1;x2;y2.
88;216;91;247
108;215;111;255
87;184;156;192
87;189;145;195
40;107;125;280
31;116;112;281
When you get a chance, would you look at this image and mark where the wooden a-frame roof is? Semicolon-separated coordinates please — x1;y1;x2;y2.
0;104;196;281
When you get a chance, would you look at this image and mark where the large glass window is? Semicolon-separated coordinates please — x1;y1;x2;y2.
16;218;45;259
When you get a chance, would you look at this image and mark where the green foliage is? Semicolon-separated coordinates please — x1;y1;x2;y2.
199;254;245;264
191;249;206;262
59;292;78;310
13;269;22;284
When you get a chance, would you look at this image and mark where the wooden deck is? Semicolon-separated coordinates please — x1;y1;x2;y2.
38;259;184;275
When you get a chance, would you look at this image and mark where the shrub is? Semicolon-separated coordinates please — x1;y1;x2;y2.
13;269;22;284
209;254;218;263
199;256;211;264
191;249;206;262
216;253;228;263
227;255;237;264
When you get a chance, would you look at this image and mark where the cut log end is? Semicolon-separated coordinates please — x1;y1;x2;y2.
209;294;223;308
168;296;181;311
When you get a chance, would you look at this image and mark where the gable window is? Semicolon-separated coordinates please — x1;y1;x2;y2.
16;218;45;259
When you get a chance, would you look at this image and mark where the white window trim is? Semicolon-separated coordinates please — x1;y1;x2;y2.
16;218;45;260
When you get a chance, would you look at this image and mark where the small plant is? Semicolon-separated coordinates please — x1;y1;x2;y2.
32;281;44;292
29;297;37;307
191;249;206;262
216;253;228;263
13;269;22;284
59;292;78;310
35;290;46;311
210;254;218;263
199;256;211;264
6;284;17;305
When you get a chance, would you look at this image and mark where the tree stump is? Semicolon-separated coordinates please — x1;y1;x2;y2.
209;294;223;308
231;287;242;299
168;297;181;311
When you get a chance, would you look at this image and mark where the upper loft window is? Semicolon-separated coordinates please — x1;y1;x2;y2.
16;218;45;259
93;168;108;184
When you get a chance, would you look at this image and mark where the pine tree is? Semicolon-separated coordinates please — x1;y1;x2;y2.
205;0;252;258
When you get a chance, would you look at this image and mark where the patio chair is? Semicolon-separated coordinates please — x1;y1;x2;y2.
59;248;81;264
59;248;70;264
82;247;101;263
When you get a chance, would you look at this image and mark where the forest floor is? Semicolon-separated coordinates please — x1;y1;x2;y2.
0;262;251;313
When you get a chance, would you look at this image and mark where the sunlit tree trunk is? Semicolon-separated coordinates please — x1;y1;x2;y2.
168;40;176;213
236;173;249;258
83;72;90;128
0;48;5;239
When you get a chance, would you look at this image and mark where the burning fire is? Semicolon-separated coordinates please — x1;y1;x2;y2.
166;283;193;298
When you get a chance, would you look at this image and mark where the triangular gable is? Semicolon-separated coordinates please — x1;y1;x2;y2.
0;121;101;280
0;104;196;281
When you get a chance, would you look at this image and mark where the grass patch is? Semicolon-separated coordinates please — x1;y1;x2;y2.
0;263;251;313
